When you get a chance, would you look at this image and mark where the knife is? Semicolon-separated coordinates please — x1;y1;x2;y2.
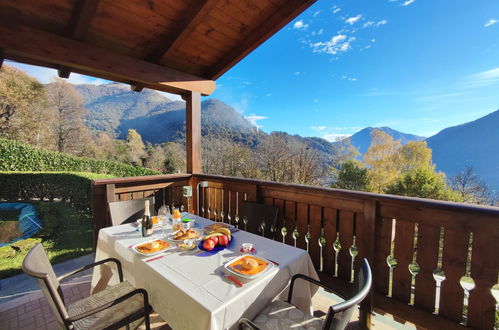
219;271;243;287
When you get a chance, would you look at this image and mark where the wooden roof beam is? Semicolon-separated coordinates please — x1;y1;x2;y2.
130;0;219;92
206;0;317;79
0;24;216;95
147;0;219;63
59;0;100;79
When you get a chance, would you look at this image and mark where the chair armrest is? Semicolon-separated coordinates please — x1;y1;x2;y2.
287;274;336;303
58;258;124;283
66;288;149;323
238;317;261;330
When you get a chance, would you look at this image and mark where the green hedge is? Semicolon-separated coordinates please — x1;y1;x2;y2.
0;138;159;177
0;172;112;210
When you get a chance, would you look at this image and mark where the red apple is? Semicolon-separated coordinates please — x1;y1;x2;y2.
209;236;219;245
218;235;229;246
203;239;215;251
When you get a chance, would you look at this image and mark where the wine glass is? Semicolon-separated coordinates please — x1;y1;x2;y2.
158;205;171;237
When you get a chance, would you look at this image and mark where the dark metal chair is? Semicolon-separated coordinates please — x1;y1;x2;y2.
22;243;151;330
239;201;278;238
238;258;372;330
108;196;155;226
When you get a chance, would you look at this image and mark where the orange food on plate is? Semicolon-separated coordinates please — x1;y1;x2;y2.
151;217;160;224
229;256;269;276
136;240;170;254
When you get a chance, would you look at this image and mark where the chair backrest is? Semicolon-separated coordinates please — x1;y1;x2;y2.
109;196;155;226
324;258;372;330
239;201;278;238
22;243;69;328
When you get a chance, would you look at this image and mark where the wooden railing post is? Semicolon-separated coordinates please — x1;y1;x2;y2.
185;91;201;174
360;199;376;329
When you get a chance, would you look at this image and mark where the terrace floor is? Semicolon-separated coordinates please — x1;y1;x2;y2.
0;255;415;330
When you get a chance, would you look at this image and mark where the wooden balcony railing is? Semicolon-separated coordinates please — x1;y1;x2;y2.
91;173;499;330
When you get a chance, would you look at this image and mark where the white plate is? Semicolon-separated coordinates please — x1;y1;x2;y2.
224;255;273;279
131;239;174;256
166;228;203;243
135;216;164;227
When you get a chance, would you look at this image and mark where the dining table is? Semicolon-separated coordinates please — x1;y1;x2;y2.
91;213;319;330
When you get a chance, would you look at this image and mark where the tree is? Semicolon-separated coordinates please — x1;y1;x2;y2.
46;78;88;154
385;166;461;201
144;144;167;172
449;166;490;204
163;142;186;173
332;160;370;191
257;133;293;182
330;138;360;185
395;141;433;173
363;130;401;192
0;65;48;143
126;129;146;165
289;144;325;186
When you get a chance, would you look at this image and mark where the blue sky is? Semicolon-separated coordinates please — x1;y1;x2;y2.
7;0;499;140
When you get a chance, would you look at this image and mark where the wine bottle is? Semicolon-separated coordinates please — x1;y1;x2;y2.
142;200;153;237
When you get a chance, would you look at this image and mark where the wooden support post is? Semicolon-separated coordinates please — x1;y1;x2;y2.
185;91;201;173
359;199;377;329
58;67;71;78
0;48;4;69
130;83;144;92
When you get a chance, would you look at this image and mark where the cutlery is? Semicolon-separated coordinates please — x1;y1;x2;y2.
267;259;280;266
145;255;164;263
218;270;243;287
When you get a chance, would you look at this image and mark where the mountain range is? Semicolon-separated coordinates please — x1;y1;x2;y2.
75;83;499;191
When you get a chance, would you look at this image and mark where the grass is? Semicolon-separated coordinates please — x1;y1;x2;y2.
0;201;93;279
0;210;23;243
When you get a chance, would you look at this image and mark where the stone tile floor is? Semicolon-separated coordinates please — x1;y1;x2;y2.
0;254;415;330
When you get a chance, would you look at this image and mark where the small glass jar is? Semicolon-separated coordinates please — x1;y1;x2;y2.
181;218;191;231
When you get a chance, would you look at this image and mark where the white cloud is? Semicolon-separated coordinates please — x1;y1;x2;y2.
310;34;356;56
317;28;324;35
266;93;272;97
245;115;268;128
377;19;388;26
313;10;321;17
363;21;374;28
401;0;416;6
484;19;498;27
322;134;351;142
342;75;357;81
332;6;341;14
345;15;362;25
294;71;301;75
293;20;308;30
463;67;499;88
311;126;327;131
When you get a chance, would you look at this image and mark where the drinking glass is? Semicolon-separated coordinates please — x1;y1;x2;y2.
158;205;171;237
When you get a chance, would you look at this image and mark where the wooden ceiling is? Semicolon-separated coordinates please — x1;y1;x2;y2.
0;0;316;95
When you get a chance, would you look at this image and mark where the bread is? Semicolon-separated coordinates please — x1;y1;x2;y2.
172;228;199;240
241;258;258;271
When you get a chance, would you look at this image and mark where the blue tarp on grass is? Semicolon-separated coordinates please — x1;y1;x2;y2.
0;203;42;247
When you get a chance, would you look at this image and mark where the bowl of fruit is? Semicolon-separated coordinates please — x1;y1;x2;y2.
199;226;233;252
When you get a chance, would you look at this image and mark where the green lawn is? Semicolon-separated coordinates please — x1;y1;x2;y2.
0;201;93;279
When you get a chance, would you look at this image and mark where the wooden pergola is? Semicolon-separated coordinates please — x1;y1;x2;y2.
0;0;316;172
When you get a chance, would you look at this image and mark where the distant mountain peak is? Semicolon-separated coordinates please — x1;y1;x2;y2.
337;126;426;156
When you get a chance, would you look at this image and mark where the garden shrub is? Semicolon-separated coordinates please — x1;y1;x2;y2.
0;172;111;210
0;138;159;177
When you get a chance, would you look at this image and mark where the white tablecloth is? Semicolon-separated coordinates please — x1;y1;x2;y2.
92;214;319;330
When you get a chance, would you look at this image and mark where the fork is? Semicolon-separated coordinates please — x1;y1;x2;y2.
218;270;243;287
